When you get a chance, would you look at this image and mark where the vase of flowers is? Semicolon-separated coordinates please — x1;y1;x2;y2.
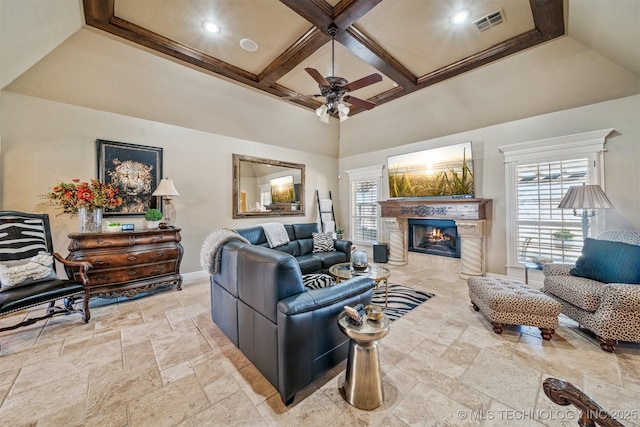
47;178;123;233
77;206;103;233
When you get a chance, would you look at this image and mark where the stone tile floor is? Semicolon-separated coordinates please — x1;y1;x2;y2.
1;264;639;426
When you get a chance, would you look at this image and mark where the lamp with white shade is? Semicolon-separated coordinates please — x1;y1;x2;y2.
152;178;180;227
557;183;614;238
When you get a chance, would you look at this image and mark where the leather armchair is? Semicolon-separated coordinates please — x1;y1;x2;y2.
210;239;374;404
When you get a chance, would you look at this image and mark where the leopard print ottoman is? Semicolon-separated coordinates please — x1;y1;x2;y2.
467;277;562;340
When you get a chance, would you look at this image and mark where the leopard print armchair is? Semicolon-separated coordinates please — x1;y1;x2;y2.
542;230;640;352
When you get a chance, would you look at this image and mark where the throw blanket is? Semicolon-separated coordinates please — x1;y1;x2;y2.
322;220;335;234
200;228;249;275
0;253;55;288
260;222;290;248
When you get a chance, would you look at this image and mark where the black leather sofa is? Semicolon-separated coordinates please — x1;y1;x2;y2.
235;223;351;274
210;235;374;405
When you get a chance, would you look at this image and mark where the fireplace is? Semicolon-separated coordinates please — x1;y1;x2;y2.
408;219;460;258
379;198;490;277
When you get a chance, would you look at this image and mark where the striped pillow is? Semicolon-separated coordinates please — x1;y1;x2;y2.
302;274;335;290
312;232;335;253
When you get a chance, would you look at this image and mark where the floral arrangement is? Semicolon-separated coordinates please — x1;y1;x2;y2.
47;178;123;214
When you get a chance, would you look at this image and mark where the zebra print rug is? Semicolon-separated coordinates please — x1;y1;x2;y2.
371;283;434;322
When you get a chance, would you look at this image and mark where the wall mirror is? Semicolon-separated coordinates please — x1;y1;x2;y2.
233;154;305;218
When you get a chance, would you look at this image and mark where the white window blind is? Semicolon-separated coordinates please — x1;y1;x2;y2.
351;180;379;243
259;184;271;208
516;158;589;264
345;165;384;245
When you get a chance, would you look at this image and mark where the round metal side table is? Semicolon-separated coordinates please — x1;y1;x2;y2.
337;311;391;410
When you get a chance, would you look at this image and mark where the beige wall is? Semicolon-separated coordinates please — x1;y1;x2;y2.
338;95;640;275
1;92;339;274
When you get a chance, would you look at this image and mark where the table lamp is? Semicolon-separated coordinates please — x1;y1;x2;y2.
557;183;614;238
152;178;180;227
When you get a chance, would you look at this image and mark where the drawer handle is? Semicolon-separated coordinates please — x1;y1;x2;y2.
151;267;164;273
152;251;165;258
94;259;111;266
93;275;111;281
127;255;138;261
128;270;138;276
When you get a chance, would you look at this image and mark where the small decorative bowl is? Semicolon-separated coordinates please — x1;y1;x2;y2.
352;263;369;272
365;304;384;321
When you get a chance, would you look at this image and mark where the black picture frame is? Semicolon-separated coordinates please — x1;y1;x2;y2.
96;139;163;217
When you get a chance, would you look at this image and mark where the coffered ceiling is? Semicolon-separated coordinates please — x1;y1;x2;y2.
83;0;564;115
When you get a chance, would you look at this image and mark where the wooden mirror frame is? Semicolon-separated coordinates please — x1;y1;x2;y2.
232;154;305;218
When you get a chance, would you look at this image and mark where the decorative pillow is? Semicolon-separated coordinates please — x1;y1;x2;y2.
0;253;57;289
312;232;335;253
570;238;640;284
302;274;335;290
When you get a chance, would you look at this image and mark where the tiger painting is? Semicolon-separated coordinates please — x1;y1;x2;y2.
108;158;154;213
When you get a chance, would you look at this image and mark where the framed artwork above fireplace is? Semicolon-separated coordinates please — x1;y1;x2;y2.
387;142;474;199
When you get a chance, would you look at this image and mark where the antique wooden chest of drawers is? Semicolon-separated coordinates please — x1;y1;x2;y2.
66;228;183;298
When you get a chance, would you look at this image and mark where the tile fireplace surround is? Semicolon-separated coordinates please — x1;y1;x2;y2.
379;199;491;278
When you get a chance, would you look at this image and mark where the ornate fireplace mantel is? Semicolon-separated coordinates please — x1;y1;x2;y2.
379;198;489;220
378;199;491;278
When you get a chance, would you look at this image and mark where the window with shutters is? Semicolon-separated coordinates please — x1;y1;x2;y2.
516;158;589;264
345;165;384;245
499;129;613;268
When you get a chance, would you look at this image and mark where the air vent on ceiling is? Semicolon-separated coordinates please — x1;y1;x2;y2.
473;9;505;32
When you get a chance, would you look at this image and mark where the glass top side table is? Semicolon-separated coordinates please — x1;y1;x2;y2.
328;262;391;306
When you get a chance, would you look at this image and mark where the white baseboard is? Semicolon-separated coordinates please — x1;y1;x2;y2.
182;270;209;283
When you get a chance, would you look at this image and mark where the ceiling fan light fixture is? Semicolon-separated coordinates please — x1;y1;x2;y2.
316;104;330;123
338;103;350;122
202;20;221;34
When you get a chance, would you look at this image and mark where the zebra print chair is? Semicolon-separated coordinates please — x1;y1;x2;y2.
0;211;92;348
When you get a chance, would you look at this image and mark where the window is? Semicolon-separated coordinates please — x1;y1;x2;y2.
500;129;613;268
345;165;384;245
259;184;271;207
516;158;589;263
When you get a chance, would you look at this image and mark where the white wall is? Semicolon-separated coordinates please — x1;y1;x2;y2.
338;95;640;275
1;92;339;273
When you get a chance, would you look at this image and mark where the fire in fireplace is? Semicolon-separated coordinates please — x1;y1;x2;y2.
408;219;460;258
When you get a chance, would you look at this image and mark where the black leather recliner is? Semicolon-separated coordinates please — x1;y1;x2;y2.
210;238;374;405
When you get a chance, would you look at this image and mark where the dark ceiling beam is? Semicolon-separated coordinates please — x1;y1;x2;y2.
333;0;383;29
270;0;389;89
530;0;565;40
258;28;329;85
278;0;333;30
338;26;416;88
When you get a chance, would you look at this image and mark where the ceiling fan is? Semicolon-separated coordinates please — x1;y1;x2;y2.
288;23;383;123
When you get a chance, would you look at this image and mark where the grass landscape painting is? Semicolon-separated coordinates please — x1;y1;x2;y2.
270;175;296;202
388;142;474;198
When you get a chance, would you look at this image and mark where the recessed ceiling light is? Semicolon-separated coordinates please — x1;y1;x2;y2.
202;20;221;34
451;10;470;24
240;38;258;52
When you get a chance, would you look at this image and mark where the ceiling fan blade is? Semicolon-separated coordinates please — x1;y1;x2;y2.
343;95;376;110
342;95;376;110
343;73;382;92
304;67;331;88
